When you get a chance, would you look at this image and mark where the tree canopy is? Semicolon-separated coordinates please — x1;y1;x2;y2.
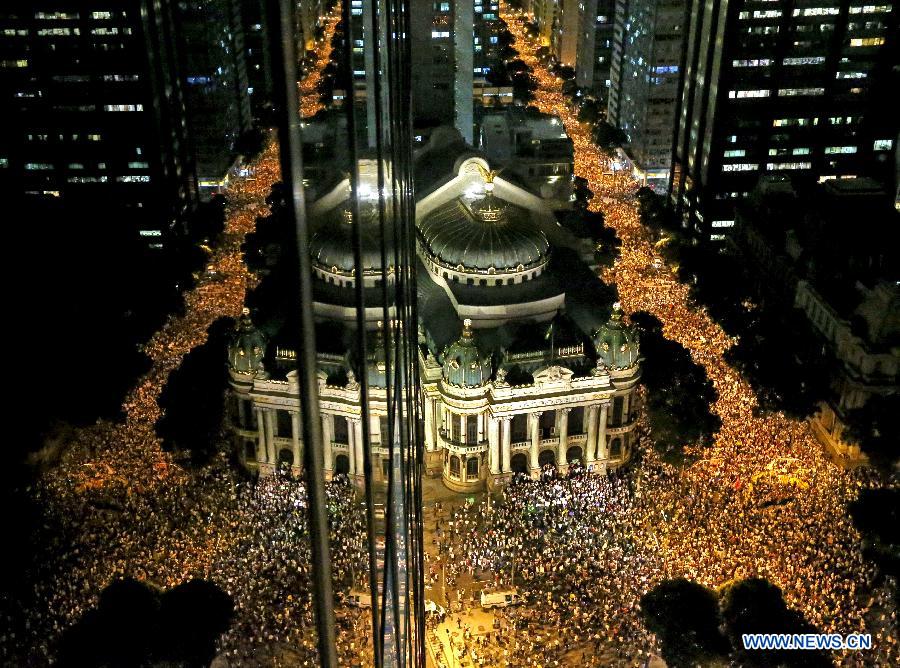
631;311;721;464
843;393;900;473
640;579;729;667
57;578;233;668
156;316;235;466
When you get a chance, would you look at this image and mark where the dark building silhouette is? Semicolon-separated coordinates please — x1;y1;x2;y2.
0;1;198;246
670;0;897;242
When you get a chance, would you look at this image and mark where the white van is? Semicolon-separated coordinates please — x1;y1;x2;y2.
347;590;372;608
480;589;521;609
424;600;446;619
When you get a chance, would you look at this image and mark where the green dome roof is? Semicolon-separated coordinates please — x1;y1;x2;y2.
228;309;267;375
418;194;549;273
592;304;640;370
309;203;392;275
441;320;492;387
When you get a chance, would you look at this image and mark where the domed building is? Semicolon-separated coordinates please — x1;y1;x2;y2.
228;155;642;488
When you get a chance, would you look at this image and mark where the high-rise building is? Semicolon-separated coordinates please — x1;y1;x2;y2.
177;0;252;195
240;0;274;117
0;1;198;246
607;0;683;189
670;0;897;242
574;0;616;97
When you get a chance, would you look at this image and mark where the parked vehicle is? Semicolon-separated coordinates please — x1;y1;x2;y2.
480;589;521;609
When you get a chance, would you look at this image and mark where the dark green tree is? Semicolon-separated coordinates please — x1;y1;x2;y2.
592;121;628;148
156;317;235;465
641;579;729;667
631;311;721;464
720;578;832;667
849;487;900;579
844;393;900;473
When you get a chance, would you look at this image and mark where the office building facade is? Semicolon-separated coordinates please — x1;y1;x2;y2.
671;0;896;242
0;1;198;245
608;0;683;189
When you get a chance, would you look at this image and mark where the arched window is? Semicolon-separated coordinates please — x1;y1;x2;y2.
511;414;528;442
510;453;528;473
449;455;461;477
245;441;256;461
610;438;622;458
466;457;479;478
333;416;349;444
278;448;294;468
612;395;624;426
569;406;584;434
335;454;350;474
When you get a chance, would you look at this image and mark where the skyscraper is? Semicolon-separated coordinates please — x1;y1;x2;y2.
177;0;253;195
574;0;616;97
670;0;896;242
0;1;197;246
607;0;683;189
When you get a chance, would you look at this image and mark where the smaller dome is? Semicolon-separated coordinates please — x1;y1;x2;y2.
309;204;392;275
228;308;267;375
441;319;492;387
592;303;640;370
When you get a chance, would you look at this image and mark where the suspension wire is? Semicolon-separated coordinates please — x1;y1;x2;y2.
266;0;337;665
339;0;383;663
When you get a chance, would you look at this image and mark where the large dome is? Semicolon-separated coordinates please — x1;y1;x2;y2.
418;194;549;273
592;304;640;370
309;204;392;275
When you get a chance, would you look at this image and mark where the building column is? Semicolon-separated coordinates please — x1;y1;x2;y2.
236;395;246;429
347;419;357;476
477;412;485;443
255;407;266;464
488;417;500;475
264;409;276;465
622;393;631;423
290;412;301;472
501;417;512;473
529;412;542;471
586;404;599;463
424;397;435;451
322;414;334;472
598;401;610;460
557;407;570;465
353;418;364;477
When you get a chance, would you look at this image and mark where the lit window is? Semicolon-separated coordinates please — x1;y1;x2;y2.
117;175;151;182
824;146;857;154
723;149;745;158
128;161;149;169
782;56;826;66
873;139;893;150
732;59;771;67
722;163;758;172
766;162;812;170
728;89;770;99
91;11;112;19
104;104;143;111
25;162;54;170
849;37;886;46
0;59;29;68
837;71;867;79
793;7;840;16
432;31;450;38
711;220;734;228
849;5;893;14
710;234;726;241
778;87;825;96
